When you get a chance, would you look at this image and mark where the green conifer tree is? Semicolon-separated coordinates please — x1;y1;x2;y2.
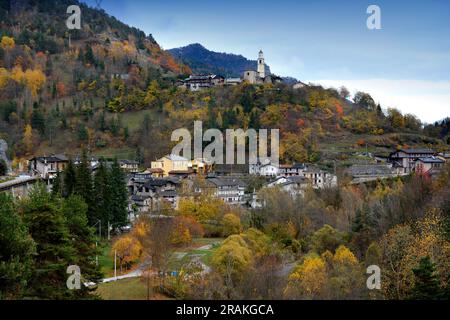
109;158;129;231
410;256;443;300
0;194;36;299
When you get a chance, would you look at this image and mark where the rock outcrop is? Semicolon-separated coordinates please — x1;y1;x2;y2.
0;139;11;174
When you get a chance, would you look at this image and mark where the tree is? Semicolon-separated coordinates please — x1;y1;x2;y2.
83;44;96;66
21;184;75;299
310;224;345;254
63;159;77;197
61;195;102;297
409;256;443;300
286;254;328;299
77;124;89;142
0;159;7;176
387;108;405;129
23;69;46;99
211;235;253;287
22;124;33;155
93;159;111;236
109;158;129;230
221;213;242;237
0;194;35;299
31;105;45;135
1;36;15;50
353;91;376;110
51;170;63;198
328;245;364;299
171;221;192;246
112;235;142;273
144;80;160;108
75;151;94;223
338;86;350;100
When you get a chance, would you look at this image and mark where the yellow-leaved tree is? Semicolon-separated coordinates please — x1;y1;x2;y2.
285;254;328;299
211;235;253;283
0;67;9;88
23;69;46;98
221;213;242;237
1;36;15;50
328;245;364;299
112;235;142;273
22;124;33;155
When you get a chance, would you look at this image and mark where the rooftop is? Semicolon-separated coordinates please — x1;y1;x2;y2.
30;154;68;163
399;148;435;154
207;177;247;187
347;165;393;176
417;157;445;164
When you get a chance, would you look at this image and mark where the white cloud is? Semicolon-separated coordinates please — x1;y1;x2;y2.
307;79;450;123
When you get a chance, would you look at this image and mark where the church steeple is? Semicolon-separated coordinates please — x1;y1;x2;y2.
257;50;265;78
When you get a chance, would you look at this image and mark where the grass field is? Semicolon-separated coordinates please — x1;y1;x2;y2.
96;277;151;300
119;110;153;133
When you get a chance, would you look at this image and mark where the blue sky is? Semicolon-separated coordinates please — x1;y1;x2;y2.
82;0;450;123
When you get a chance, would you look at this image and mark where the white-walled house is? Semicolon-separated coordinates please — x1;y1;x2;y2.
249;158;279;177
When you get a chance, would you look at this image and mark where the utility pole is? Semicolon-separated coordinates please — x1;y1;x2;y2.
93;220;102;266
114;250;117;280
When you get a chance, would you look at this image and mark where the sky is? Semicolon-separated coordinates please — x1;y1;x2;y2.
82;0;450;123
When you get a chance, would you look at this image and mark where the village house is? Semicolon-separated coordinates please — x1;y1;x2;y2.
438;152;450;163
127;175;181;215
388;148;436;173
225;78;242;86
29;155;68;182
266;175;309;196
249;158;279;177
414;157;445;175
119;159;139;173
301;168;338;189
73;155;100;171
213;164;249;176
250;176;309;209
180;74;225;91
150;154;191;177
207;176;247;205
191;176;247;205
278;163;308;176
346;164;399;184
188;158;214;175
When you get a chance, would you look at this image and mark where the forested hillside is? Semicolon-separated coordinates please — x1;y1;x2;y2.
0;0;448;171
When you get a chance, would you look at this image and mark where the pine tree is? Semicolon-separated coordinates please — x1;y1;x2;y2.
410;256;443;300
0;194;36;299
63;159;77;197
52;170;63;198
21;184;75;299
109;158;129;231
84;44;95;66
75;150;94;224
93;159;111;236
61;195;103;296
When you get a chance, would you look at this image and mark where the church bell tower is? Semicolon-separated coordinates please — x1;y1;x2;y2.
257;50;265;79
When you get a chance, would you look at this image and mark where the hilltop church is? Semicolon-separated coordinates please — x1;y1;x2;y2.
242;50;282;85
181;50;283;90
